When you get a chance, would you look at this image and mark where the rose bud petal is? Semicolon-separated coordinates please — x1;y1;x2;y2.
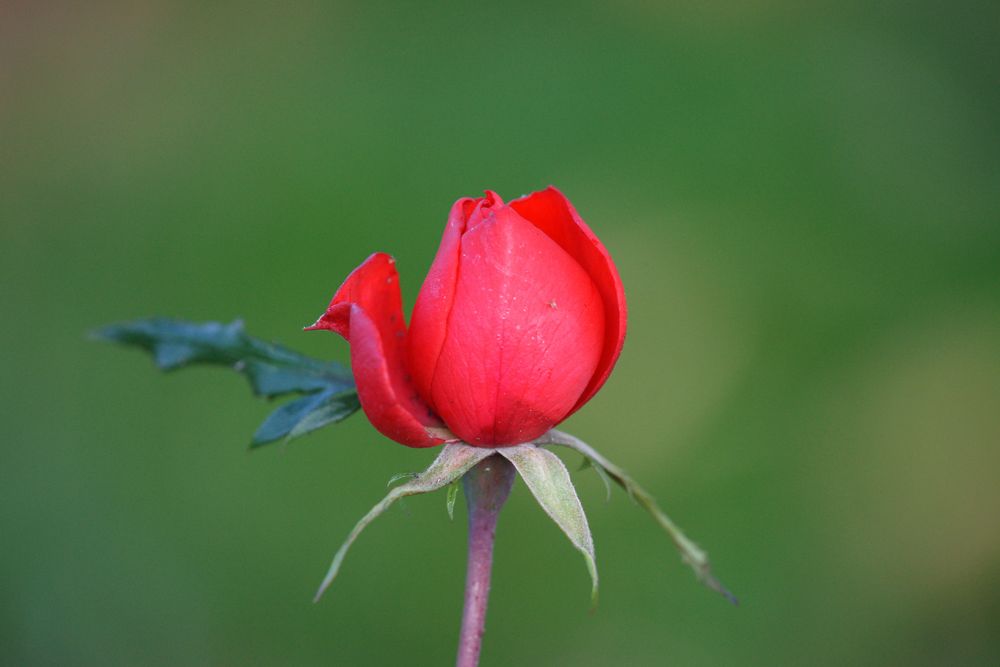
406;195;477;402
509;186;627;415
307;253;448;448
409;190;626;446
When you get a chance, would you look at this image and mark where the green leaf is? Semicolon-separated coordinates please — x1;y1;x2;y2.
95;318;360;447
314;443;496;602
538;429;738;605
498;444;598;608
250;389;360;448
285;391;360;440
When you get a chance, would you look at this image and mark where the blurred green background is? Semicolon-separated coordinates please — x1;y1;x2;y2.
3;1;999;665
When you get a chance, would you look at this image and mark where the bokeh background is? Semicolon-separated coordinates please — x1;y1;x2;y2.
3;2;999;665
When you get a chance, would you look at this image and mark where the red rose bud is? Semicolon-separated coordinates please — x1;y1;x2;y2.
308;187;627;447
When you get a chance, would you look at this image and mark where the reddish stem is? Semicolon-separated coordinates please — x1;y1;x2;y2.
455;454;516;667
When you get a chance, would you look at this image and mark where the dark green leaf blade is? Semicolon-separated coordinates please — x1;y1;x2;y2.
94;318;353;397
95;317;361;448
286;390;361;441
253;393;328;446
251;390;362;447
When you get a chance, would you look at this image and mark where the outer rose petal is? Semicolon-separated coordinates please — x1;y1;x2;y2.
510;186;627;415
429;205;604;446
306;253;445;448
409;191;506;409
407;196;477;407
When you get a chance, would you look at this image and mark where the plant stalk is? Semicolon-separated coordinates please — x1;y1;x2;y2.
455;454;516;667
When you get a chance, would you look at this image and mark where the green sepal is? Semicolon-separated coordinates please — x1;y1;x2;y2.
314;444;496;602
499;444;599;608
94;318;360;447
538;429;737;605
446;482;459;520
577;456;612;502
386;472;419;487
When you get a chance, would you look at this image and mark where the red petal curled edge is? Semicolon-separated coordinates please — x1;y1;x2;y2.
407;196;478;407
306;253;446;448
510;186;628;415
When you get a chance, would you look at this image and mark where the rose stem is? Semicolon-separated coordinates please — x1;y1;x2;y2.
455;454;517;667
